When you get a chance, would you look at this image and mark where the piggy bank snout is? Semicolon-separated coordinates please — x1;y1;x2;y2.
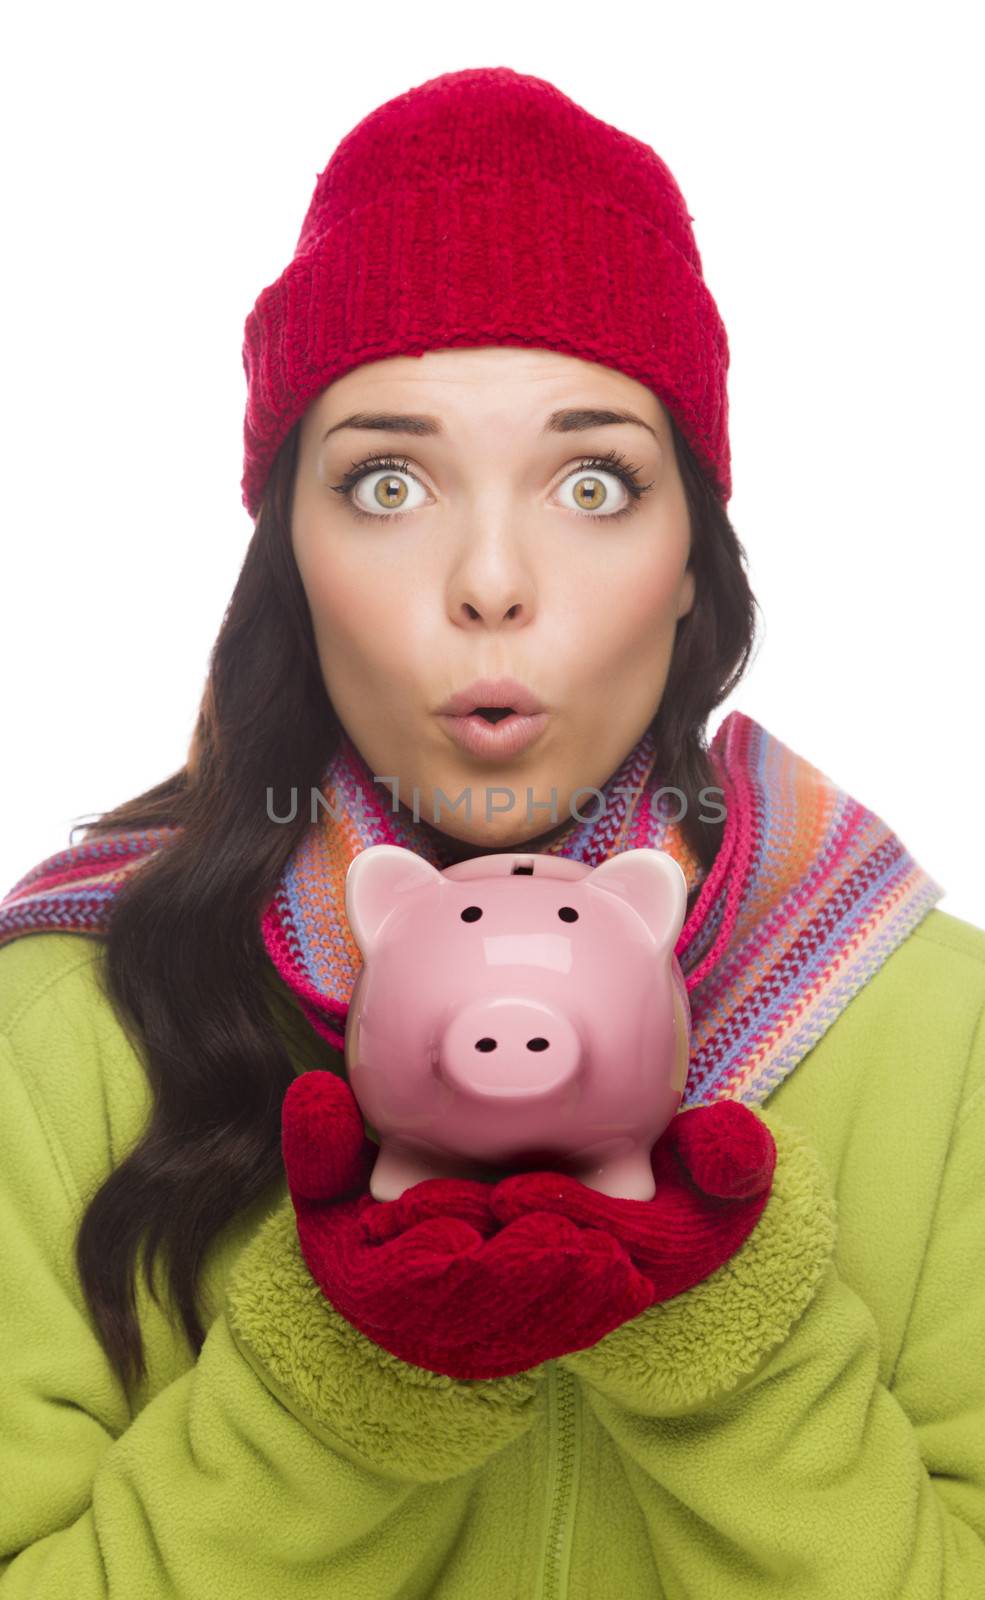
437;998;582;1101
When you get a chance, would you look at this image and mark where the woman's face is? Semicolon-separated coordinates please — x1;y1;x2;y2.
291;346;695;856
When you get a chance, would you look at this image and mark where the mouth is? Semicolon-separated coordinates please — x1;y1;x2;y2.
434;677;550;760
436;705;550;760
472;706;515;723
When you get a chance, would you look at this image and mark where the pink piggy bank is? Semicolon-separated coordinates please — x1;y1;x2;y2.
343;845;692;1202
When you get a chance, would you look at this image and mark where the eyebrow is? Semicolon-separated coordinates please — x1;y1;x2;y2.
320;407;659;444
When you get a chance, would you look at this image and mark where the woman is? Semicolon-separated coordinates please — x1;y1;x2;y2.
1;65;983;1598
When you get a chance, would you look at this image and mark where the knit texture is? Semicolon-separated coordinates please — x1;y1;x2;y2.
0;710;945;1116
280;1072;778;1379
239;64;732;516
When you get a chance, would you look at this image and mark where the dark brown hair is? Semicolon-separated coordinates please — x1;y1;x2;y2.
74;409;760;1397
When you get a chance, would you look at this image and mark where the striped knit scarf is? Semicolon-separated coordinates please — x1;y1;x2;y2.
0;710;944;1109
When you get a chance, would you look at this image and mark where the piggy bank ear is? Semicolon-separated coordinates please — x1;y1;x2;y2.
344;845;445;955
584;848;688;954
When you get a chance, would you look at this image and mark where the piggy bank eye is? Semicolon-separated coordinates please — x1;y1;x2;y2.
461;905;483;922
558;906;579;922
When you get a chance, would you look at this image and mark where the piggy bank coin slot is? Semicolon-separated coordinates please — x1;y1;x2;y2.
511;860;535;874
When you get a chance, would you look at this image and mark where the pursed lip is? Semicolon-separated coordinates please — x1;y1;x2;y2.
435;677;546;717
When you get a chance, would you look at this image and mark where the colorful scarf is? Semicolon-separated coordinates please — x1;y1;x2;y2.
0;710;944;1109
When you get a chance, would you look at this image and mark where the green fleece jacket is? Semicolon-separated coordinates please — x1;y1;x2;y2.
1;913;984;1598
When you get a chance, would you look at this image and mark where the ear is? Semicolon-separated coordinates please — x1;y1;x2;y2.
344;845;445;956
584;848;688;955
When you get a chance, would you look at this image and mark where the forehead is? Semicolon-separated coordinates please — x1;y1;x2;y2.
307;347;666;442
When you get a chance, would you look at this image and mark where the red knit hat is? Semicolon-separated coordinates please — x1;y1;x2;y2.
240;65;731;519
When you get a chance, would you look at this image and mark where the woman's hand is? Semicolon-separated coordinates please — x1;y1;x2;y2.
281;1070;776;1380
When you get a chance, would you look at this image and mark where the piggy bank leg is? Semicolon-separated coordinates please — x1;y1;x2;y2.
369;1139;471;1202
571;1148;657;1202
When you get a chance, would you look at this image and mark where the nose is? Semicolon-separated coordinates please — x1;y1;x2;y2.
447;510;536;628
437;998;581;1100
455;595;528;626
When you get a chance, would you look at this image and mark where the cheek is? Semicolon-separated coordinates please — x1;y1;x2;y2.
620;558;686;624
294;541;435;729
295;532;403;655
566;544;688;653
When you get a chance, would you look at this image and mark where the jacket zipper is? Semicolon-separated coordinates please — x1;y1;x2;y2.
537;1361;581;1600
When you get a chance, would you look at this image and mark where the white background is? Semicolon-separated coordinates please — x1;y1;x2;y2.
2;1;982;924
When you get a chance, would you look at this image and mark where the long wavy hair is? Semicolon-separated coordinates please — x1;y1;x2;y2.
73;408;761;1397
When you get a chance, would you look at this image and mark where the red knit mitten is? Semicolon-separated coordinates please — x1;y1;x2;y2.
282;1070;775;1380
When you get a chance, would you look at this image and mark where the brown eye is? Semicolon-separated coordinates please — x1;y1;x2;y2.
558;906;578;922
461;906;482;922
328;454;426;522
372;474;409;509
570;474;611;511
